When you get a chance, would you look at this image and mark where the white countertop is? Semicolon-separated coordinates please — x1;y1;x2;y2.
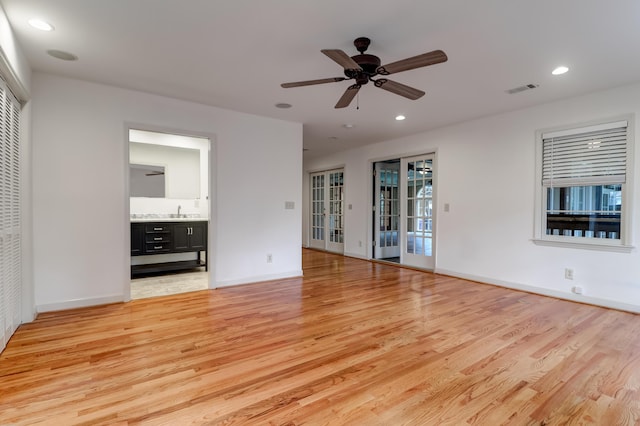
130;216;208;223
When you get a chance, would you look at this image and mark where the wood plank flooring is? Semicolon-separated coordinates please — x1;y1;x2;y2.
1;249;639;425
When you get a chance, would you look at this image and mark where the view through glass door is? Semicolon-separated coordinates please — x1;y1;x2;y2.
309;169;344;253
401;154;435;269
373;160;400;261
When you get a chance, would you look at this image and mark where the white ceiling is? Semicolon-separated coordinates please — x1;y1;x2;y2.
3;0;640;159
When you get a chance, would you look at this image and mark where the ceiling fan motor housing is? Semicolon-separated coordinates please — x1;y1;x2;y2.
345;54;381;84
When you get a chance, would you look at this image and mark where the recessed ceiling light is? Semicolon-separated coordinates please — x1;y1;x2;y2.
28;18;54;31
552;66;569;75
395;115;406;121
47;50;78;61
275;103;292;109
343;124;354;129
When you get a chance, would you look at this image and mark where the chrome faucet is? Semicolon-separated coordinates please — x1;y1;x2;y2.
177;205;182;217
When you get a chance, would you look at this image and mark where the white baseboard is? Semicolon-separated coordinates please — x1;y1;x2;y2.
435;268;640;314
37;294;124;313
35;271;304;312
344;251;368;260
215;270;303;288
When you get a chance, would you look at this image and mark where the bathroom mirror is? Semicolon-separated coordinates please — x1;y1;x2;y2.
130;164;166;197
129;142;200;199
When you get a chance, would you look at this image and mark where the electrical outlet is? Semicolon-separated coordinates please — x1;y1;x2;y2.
564;268;574;280
572;285;584;295
267;253;273;263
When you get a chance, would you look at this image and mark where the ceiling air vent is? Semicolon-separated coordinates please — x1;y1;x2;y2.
506;83;539;95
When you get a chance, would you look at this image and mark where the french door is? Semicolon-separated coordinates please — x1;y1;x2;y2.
373;161;400;260
310;169;344;253
401;154;435;269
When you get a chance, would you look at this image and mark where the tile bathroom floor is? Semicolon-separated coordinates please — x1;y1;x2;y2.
130;270;208;299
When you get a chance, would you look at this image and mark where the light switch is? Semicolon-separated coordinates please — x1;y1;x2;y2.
285;201;295;210
444;203;450;212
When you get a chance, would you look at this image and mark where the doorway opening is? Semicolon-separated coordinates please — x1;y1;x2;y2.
128;128;211;299
372;153;436;270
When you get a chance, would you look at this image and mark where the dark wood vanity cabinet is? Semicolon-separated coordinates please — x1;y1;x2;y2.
144;223;172;254
173;222;207;251
130;220;208;277
131;223;144;255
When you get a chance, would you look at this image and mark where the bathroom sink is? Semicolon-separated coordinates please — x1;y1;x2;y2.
130;214;206;222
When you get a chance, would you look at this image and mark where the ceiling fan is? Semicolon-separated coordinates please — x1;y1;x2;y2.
281;37;447;108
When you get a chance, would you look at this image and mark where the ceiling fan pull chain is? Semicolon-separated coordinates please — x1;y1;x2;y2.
357;92;359;110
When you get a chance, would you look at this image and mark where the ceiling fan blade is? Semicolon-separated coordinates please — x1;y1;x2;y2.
335;84;360;108
376;50;447;75
321;49;363;71
374;79;425;100
281;77;346;88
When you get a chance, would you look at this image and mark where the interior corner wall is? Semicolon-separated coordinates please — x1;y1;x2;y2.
31;72;303;311
303;82;640;312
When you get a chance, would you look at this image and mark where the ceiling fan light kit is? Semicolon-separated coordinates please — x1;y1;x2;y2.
281;37;447;108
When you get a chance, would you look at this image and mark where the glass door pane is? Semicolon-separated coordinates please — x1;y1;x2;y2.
309;169;344;253
374;160;400;260
326;170;344;253
401;154;435;269
309;172;325;249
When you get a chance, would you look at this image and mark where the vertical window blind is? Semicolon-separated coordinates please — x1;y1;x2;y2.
0;77;21;352
542;120;628;187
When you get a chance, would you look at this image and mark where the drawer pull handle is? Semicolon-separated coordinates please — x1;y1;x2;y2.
154;237;162;241
153;227;163;231
154;246;163;249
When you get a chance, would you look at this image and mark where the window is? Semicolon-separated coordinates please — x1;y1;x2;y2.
534;118;633;251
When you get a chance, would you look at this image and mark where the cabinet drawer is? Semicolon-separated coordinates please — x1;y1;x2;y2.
145;224;171;233
146;243;171;253
145;234;170;243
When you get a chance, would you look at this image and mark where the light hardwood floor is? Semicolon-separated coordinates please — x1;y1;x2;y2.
1;249;639;425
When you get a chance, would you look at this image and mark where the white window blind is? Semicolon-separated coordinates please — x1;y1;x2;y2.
0;77;21;353
542;120;628;187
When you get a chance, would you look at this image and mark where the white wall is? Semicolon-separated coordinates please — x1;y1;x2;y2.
304;82;640;312
32;73;302;311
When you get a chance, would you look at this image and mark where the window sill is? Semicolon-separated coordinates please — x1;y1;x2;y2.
531;238;635;253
